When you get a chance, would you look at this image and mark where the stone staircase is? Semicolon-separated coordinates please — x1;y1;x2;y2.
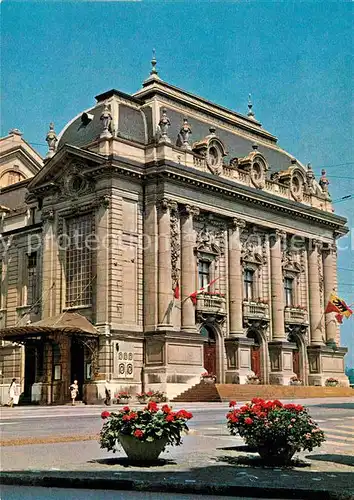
172;383;354;403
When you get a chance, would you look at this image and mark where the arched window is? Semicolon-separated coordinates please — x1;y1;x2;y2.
0;170;26;187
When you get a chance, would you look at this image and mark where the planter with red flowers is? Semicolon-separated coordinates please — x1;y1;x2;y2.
226;398;325;465
100;402;193;462
114;391;132;405
200;372;216;384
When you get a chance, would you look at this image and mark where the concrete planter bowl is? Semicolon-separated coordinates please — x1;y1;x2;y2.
118;434;168;462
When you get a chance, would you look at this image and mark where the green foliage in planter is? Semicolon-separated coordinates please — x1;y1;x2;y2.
100;402;193;453
226;398;325;457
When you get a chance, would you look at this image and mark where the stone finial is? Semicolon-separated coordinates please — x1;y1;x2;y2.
9;128;23;137
158;108;171;143
179;118;192;150
252;143;258;151
45;123;58;159
290;157;297;165
100;102;112;139
144;49;161;83
247;94;256;120
319;169;330;194
209;127;216;136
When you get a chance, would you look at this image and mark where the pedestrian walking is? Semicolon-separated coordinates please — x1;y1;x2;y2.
8;378;20;407
69;379;79;406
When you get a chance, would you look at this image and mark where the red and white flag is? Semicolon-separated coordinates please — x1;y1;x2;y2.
189;277;220;305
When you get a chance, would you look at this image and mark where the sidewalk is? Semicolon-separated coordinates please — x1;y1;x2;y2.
1;434;353;499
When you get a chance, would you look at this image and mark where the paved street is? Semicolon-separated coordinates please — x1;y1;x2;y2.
1;398;353;456
2;486;265;500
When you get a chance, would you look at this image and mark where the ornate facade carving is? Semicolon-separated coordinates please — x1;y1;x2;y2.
195;214;226;259
170;203;180;290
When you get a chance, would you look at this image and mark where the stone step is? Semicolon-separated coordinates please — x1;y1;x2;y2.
172;383;354;402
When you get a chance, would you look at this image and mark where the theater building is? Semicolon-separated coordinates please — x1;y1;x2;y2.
0;62;349;404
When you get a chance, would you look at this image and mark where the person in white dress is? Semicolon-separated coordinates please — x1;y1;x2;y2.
69;379;79;406
8;378;20;407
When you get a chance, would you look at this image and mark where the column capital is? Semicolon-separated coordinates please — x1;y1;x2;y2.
275;229;287;240
158;198;178;213
231;218;246;230
181;204;199;218
323;242;337;256
41;208;55;223
309;239;323;252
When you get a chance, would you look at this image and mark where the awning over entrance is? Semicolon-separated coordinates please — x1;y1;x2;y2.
0;312;98;341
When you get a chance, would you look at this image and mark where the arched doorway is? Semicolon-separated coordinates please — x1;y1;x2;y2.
247;330;262;380
200;325;217;379
288;332;303;381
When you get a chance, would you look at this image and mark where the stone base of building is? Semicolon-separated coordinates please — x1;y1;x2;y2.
268;340;297;385
307;344;349;386
143;329;204;400
224;336;255;384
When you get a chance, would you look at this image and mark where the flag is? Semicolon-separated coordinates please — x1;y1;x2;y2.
335;313;343;324
189;277;219;305
173;281;180;300
325;293;353;319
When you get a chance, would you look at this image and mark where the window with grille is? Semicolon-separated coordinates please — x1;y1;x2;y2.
65;214;93;307
243;269;254;301
27;253;38;306
284;277;294;307
198;261;210;290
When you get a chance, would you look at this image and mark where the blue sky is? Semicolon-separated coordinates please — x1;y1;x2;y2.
1;2;353;365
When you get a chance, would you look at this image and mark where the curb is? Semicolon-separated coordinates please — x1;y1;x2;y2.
1;473;353;500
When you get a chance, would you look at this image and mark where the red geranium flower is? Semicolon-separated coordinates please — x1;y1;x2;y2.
147;401;158;412
176;409;193;420
122;406;130;412
122;414;131;421
244;417;253;425
229;400;237;407
133;429;144;439
165;414;175;422
101;411;111;419
162;404;171;413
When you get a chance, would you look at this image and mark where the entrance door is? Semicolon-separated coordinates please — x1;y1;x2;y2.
251;346;261;379
70;338;85;400
201;325;217;379
24;345;36;399
293;350;300;379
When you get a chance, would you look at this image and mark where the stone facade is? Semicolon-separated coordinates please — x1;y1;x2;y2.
0;70;349;404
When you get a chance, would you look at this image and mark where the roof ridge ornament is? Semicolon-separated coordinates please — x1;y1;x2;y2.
45;122;58;159
158;108;171;144
247;93;256;121
144;49;161;84
178;118;192;150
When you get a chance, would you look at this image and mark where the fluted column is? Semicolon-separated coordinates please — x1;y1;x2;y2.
229;218;246;336
308;239;324;345
270;230;286;340
41;208;56;318
181;205;199;333
157;199;174;327
323;242;337;342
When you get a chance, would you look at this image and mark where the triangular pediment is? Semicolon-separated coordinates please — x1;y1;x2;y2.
27;144;106;195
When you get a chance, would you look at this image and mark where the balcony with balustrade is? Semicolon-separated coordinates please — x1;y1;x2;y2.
243;301;270;320
284;307;308;325
196;293;226;318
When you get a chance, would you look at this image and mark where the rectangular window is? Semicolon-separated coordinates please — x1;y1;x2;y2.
243;269;254;301
284;277;294;307
65;214;93;307
198;260;210;290
27;253;38;306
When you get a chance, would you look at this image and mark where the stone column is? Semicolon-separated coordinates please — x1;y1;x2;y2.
95;197;110;325
180;205;199;333
228;218;246;336
308;239;324;345
157;199;174;328
40;209;56;318
270;230;286;340
323;243;337;342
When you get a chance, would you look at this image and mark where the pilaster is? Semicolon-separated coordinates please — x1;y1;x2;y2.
270;230;286;340
228;218;245;336
180;204;199;333
323;243;337;343
308;239;324;345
